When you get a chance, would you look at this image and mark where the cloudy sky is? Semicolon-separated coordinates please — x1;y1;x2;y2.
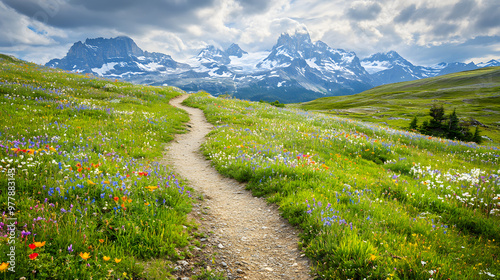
1;0;499;66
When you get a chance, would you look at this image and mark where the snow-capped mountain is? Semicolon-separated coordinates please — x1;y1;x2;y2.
45;34;499;103
226;43;248;58
46;33;374;102
361;51;480;86
249;31;373;98
478;59;500;68
46;36;190;78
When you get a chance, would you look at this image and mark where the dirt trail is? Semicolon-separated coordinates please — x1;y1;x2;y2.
165;95;312;280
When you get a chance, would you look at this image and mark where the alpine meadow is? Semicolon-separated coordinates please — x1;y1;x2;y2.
183;91;499;279
0;53;499;280
0;54;200;279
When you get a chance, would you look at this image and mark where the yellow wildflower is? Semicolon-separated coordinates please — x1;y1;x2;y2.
0;262;8;272
79;252;91;260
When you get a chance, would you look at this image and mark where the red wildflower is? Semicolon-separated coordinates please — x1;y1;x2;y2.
28;243;36;250
29;253;39;260
113;197;119;202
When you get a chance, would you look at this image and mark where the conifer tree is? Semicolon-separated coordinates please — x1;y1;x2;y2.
447;109;461;140
409;116;418;130
428;104;446;136
472;126;482;144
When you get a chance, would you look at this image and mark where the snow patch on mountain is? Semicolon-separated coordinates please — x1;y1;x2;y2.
91;62;118;76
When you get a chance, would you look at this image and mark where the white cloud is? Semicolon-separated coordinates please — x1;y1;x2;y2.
0;0;499;66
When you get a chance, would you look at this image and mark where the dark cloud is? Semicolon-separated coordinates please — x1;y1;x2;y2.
475;0;500;29
393;4;442;25
461;35;500;46
2;0;216;34
432;23;459;37
234;0;273;14
446;0;475;20
393;4;416;23
400;35;500;65
346;1;382;21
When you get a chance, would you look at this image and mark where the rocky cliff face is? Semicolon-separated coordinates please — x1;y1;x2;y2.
46;36;187;76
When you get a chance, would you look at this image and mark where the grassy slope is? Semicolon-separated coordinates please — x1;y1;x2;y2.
186;92;499;280
0;54;199;279
298;66;500;143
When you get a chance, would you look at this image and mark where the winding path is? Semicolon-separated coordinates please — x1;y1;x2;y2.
165;95;312;280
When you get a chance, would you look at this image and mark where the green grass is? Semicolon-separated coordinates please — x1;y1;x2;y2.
0;55;196;278
297;66;500;144
185;92;500;280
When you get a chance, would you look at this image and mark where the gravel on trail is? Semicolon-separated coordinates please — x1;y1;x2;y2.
165;95;312;280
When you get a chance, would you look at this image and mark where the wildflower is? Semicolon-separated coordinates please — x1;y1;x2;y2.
34;241;45;247
79;252;91;260
369;254;377;261
0;262;8;272
87;180;96;185
29;253;39;260
114;258;121;263
28;244;36;250
103;256;110;261
99;239;104;243
68;244;73;253
113;197;119;202
144;202;150;206
103;180;110;184
21;230;31;238
145;186;158;191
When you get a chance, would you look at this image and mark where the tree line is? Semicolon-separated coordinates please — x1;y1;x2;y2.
408;105;482;144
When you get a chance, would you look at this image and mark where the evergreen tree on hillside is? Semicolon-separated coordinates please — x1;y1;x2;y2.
472;126;483;144
447;109;461;140
410;106;483;144
426;105;446;137
419;120;429;135
430;105;446;123
409;116;418;130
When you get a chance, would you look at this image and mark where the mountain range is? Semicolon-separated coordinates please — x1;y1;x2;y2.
46;33;500;103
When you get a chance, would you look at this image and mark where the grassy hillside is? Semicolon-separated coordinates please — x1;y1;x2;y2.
0;54;200;279
298;66;500;143
186;92;499;279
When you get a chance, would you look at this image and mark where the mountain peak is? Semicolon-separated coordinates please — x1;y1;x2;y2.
225;43;247;58
197;45;230;65
81;36;144;57
364;51;405;62
277;30;312;47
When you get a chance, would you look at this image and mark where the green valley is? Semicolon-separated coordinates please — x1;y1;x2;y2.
298;66;500;144
185;92;499;279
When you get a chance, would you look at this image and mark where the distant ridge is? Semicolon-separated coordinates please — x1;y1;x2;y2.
46;35;499;103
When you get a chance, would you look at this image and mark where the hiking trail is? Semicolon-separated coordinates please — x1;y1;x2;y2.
165;94;312;280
